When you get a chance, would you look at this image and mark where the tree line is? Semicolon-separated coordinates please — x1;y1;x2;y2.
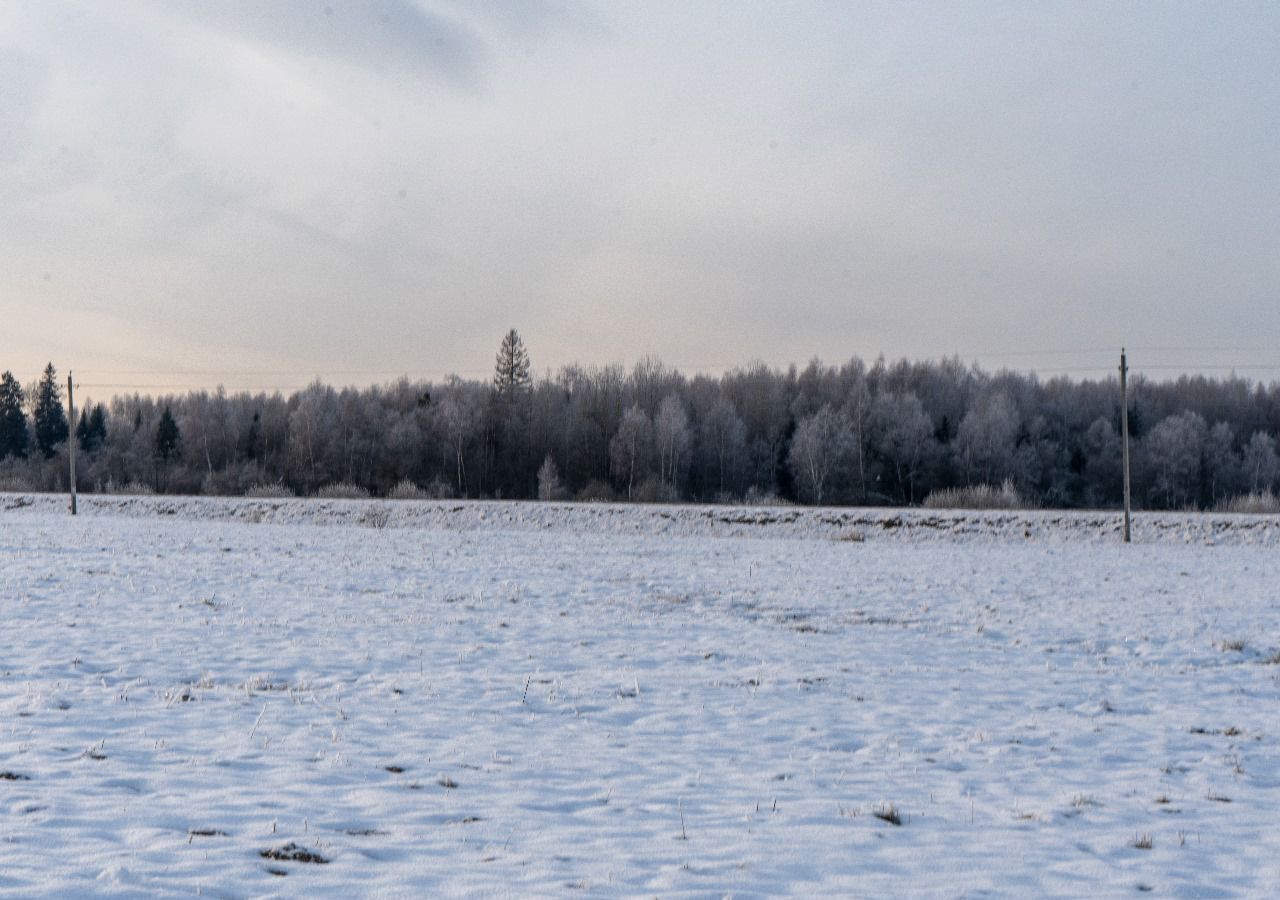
2;332;1279;510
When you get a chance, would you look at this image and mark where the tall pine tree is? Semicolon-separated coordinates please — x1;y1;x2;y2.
0;370;29;460
32;363;68;459
493;328;532;396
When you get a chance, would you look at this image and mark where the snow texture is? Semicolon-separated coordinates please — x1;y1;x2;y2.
2;493;1279;896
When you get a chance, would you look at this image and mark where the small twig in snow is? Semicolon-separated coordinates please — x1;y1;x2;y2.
248;704;267;740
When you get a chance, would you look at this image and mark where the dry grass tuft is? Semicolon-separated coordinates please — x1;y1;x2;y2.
923;479;1029;510
259;843;328;864
245;481;291;498
315;481;370;500
872;802;902;826
1216;491;1280;514
386;479;428;500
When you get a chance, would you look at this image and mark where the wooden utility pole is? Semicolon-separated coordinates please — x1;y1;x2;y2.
1120;350;1130;543
68;372;77;516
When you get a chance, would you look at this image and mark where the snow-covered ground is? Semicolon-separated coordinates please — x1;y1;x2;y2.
2;495;1278;896
6;491;1280;546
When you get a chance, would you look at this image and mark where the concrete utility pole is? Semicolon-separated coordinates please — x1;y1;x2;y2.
1120;350;1131;543
68;372;77;516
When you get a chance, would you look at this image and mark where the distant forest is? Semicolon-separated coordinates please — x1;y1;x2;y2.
3;331;1279;511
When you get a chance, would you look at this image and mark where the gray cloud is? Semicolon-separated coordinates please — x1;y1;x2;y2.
0;49;49;162
3;1;1279;390
160;0;488;90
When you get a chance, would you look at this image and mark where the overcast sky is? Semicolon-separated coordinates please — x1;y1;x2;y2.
3;1;1279;395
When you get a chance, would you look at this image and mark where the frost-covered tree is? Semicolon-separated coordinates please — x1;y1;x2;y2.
4;347;1278;507
954;391;1020;486
610;404;653;500
697;397;746;499
724;360;791;495
288;382;339;492
0;371;29;460
537;453;565;501
1142;411;1207;509
653;393;690;495
1242;431;1279;494
840;364;875;503
870;390;935;504
1081;417;1121;507
1200;421;1239;506
434;389;480;495
788;404;853;505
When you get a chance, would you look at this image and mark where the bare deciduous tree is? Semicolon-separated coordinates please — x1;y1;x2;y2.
788;404;853;505
610;404;652;501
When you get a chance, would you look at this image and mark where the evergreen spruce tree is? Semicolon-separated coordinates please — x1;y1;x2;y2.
242;411;261;460
154;406;180;492
155;406;180;462
493;328;532;396
89;403;108;450
32;363;69;459
76;403;108;452
0;370;29;460
76;409;91;451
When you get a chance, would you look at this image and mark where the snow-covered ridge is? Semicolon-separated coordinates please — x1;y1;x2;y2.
3;491;1277;545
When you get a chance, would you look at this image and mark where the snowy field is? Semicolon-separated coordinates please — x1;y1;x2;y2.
2;495;1279;897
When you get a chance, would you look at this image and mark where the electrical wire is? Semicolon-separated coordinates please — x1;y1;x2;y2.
65;346;1280;395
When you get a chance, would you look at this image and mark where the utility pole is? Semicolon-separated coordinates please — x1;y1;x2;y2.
1120;349;1130;543
68;372;78;515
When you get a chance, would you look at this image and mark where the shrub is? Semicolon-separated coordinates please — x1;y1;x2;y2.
106;479;156;496
245;481;292;499
387;478;428;500
576;479;615;502
1215;491;1280;514
633;475;677;503
923;479;1028;510
315;481;370;500
742;485;794;507
202;461;269;496
0;461;32;493
361;507;391;529
422;476;456;500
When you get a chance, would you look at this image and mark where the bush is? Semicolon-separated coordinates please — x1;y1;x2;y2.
203;462;271;496
923;479;1028;510
742;485;794;507
315;481;370;500
386;478;428;500
0;459;32;493
576;479;615;502
633;475;677;503
245;481;292;498
1216;491;1280;514
422;476;456;500
106;479;156;496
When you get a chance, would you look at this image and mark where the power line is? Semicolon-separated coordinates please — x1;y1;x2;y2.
67;347;1280;396
77;369;495;377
